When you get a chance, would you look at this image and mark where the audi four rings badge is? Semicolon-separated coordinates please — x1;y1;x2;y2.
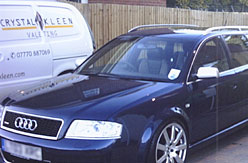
14;117;38;131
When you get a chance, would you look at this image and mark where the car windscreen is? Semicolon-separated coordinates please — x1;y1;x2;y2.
77;35;196;82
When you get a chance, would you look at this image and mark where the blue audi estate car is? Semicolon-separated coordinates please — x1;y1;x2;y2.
1;25;248;163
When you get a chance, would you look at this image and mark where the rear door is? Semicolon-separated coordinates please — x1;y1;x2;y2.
35;2;94;75
0;1;52;99
223;34;248;121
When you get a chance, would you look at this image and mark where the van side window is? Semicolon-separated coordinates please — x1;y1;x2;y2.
224;35;248;67
190;37;229;77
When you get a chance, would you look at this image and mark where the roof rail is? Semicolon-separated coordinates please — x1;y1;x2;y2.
205;26;248;32
128;24;199;33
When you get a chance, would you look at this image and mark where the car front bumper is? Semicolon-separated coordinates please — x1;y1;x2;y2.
0;129;131;163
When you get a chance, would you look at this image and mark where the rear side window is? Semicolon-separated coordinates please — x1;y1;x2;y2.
224;35;248;67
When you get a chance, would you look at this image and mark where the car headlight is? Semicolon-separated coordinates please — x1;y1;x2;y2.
65;120;122;140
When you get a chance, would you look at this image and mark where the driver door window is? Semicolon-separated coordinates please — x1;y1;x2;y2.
190;37;230;79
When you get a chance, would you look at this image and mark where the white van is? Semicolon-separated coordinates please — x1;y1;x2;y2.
0;0;95;102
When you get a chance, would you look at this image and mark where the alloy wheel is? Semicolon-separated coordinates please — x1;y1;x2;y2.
155;122;187;163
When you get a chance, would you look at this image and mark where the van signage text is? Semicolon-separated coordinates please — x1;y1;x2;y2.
0;17;73;28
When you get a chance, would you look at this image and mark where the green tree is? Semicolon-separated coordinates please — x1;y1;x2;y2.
173;0;243;11
219;0;231;11
175;0;213;9
190;0;212;9
220;0;231;6
239;0;248;11
176;0;190;8
208;0;232;11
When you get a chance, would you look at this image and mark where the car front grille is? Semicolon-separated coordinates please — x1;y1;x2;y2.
1;110;63;140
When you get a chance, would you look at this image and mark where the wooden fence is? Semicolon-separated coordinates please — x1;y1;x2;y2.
63;1;248;49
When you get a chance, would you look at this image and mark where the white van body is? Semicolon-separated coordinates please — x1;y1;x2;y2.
0;1;94;102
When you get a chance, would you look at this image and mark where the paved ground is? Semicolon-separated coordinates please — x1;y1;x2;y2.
187;126;248;163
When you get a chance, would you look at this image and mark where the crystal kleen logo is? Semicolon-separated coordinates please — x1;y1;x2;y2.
35;12;44;30
0;12;73;31
0;17;37;30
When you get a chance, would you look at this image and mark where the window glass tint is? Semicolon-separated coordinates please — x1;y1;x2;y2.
78;36;196;82
190;37;229;78
224;35;248;67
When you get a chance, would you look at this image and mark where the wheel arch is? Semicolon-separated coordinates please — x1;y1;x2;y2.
137;106;190;163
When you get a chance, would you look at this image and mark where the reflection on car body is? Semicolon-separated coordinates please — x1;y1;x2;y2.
1;25;248;163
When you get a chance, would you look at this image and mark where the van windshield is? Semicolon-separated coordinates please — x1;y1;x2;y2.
77;35;196;82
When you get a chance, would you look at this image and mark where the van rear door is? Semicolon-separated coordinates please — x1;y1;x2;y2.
0;2;52;90
35;2;94;75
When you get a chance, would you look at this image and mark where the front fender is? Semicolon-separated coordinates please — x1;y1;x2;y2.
137;106;190;163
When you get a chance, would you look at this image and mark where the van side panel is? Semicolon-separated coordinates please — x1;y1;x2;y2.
37;4;93;59
0;4;53;87
0;1;94;102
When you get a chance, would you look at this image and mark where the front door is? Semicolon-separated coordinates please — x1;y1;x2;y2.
188;36;236;143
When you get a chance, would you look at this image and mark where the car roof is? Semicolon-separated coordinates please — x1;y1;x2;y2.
206;26;248;32
126;27;247;37
123;24;201;37
123;28;175;36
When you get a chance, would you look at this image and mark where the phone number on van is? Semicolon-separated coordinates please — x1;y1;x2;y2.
10;49;50;60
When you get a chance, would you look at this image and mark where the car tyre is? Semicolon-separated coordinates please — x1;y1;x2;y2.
147;120;188;163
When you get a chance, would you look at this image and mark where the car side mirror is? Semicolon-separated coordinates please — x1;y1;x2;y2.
196;67;219;79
